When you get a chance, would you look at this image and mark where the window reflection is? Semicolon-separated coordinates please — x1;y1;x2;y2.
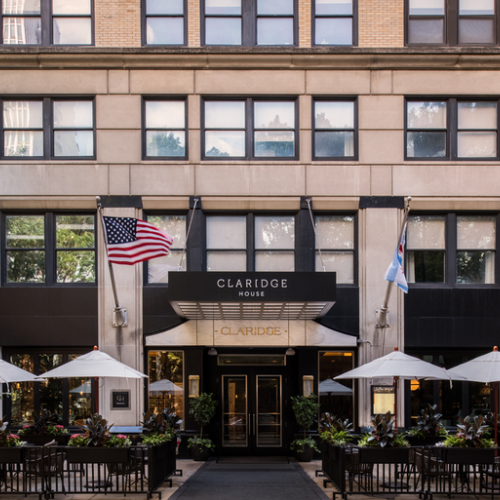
9;354;35;425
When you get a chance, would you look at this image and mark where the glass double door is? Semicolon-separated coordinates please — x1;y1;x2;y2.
221;372;284;455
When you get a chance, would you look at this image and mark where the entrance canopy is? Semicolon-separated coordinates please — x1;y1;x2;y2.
168;271;336;321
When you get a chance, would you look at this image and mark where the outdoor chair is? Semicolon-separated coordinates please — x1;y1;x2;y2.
106;449;147;492
414;449;451;497
344;449;373;492
480;456;500;491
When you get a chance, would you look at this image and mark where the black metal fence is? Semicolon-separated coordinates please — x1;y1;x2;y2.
0;442;179;499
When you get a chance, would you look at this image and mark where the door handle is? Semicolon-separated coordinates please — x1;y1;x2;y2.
253;414;256;436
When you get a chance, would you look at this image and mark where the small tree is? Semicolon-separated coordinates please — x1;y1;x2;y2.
189;392;217;440
291;394;320;439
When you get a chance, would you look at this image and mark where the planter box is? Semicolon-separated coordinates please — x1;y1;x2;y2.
0;447;24;464
147;441;177;491
66;446;130;464
359;446;410;464
444;447;495;465
407;436;444;446
23;434;68;446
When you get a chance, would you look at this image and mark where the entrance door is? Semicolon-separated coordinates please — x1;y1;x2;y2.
221;373;284;455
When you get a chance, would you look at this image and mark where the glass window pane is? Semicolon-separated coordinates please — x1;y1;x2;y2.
316;0;353;15
56;215;94;248
458;102;497;129
54;101;93;128
317;252;354;284
257;18;293;45
315;215;354;249
53;0;91;14
407;250;445;283
457;251;495;284
9;354;34;426
258;0;293;15
148;250;184;283
3;0;41;14
255;131;294;157
408;19;444;44
205;131;245;156
205;101;245;129
147;18;184;44
69;373;92;424
460;0;494;15
315;131;354;157
39;355;64;420
409;0;445;15
54;131;94;157
407;102;447;129
7;250;45;282
57;250;95;282
315;101;354;129
206;0;241;15
3;17;42;44
255;251;294;271
458;131;497;157
457;216;496;249
255;216;294;249
146;101;185;128
407;131;446;157
53;18;91;44
6;215;45;248
459;19;495;44
208;251;247;271
206;18;241;45
315;18;352;45
3;101;43;128
407;216;446;249
4;131;43;156
146;131;185;156
146;0;184;14
149;215;186;248
255;102;295;129
148;351;185;430
207;216;246;249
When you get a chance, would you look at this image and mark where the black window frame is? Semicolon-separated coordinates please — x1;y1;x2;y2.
201;97;299;161
0;210;98;286
201;0;299;47
405;0;500;47
142;96;188;161
312;0;358;47
0;96;96;161
404;97;500;161
0;0;95;46
141;0;187;46
406;211;500;288
312;97;358;161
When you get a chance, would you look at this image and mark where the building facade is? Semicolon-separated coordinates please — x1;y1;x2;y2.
1;0;499;456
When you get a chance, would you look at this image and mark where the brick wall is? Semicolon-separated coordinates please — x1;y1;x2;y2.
95;0;141;47
188;0;201;47
358;0;404;47
299;0;312;47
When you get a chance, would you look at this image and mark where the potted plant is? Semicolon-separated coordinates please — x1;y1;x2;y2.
187;392;217;461
0;420;24;463
66;413;130;463
290;394;320;462
406;404;447;446
18;408;69;445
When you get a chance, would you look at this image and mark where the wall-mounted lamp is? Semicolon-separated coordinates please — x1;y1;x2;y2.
208;348;218;356
285;347;295;356
303;375;314;397
188;375;200;398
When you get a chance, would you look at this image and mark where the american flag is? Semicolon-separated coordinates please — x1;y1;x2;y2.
102;217;174;265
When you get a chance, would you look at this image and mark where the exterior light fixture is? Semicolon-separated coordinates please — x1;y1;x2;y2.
303;375;314;397
285;348;295;356
188;375;200;398
208;347;218;356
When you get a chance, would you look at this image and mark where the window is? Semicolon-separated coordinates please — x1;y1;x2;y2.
143;0;185;45
407;0;498;46
2;212;96;284
313;99;357;159
313;0;356;46
146;214;187;283
405;99;499;160
1;0;93;45
143;99;187;159
406;213;497;285
203;99;297;160
314;215;355;284
2;98;95;159
206;214;295;271
202;0;297;46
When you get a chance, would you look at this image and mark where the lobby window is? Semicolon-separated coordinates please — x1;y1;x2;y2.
143;0;185;45
314;215;355;284
405;99;499;160
206;214;295;271
203;98;297;160
143;99;187;159
2;98;95;159
2;212;96;284
313;0;356;46
146;214;187;283
1;0;93;45
407;214;497;285
202;0;296;46
407;0;498;46
313;99;357;159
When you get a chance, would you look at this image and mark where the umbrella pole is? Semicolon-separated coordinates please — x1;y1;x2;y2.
93;377;99;414
495;380;498;448
393;376;399;432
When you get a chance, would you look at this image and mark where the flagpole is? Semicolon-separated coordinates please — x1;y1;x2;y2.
96;196;128;328
376;196;412;329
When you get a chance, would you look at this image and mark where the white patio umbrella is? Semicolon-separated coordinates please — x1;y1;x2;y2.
0;358;45;389
319;378;353;396
149;379;183;393
335;347;452;429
